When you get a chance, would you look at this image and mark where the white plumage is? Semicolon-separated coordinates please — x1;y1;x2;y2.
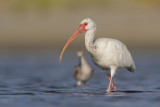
59;18;136;92
90;38;135;77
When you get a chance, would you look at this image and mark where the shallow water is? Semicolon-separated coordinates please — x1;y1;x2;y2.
0;50;159;107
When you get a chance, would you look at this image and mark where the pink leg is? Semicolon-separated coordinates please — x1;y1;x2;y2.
106;79;112;92
107;74;117;91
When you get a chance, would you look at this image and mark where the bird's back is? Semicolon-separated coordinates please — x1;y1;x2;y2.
92;38;135;71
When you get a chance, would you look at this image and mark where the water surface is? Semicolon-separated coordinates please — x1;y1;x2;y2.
0;50;159;107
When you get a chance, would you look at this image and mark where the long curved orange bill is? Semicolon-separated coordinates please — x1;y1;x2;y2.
59;25;85;62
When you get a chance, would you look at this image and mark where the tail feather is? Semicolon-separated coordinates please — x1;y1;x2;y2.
127;67;135;72
127;62;136;72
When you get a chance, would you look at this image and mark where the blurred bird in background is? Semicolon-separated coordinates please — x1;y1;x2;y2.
74;49;93;86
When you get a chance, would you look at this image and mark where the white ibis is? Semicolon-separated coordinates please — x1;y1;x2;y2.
59;18;136;92
74;49;93;86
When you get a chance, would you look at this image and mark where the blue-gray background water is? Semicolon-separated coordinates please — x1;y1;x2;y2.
0;50;159;107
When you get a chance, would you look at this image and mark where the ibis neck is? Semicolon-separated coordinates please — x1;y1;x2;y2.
85;29;95;53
